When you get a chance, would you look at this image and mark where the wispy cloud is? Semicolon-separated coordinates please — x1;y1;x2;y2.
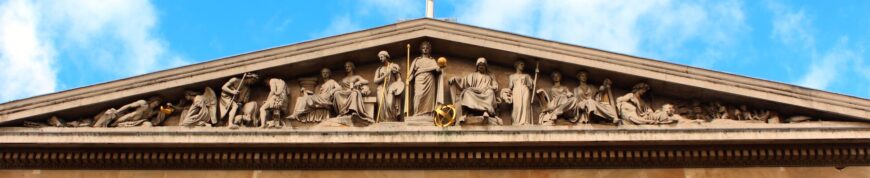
0;0;187;102
768;2;869;96
769;2;814;50
315;0;424;39
314;15;362;38
357;0;421;20
796;38;860;89
450;0;748;68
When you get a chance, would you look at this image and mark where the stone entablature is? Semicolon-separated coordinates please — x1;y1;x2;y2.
2;124;870;169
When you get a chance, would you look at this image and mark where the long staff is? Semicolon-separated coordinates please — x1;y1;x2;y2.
530;61;539;124
530;61;540;104
375;67;390;123
220;73;248;124
404;44;411;117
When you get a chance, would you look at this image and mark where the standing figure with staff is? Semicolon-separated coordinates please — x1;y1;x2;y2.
218;73;259;128
374;50;404;122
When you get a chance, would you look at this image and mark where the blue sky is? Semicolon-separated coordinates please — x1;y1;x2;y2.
0;0;868;103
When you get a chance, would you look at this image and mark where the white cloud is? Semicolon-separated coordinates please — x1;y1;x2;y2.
0;0;187;102
0;0;57;102
769;3;814;49
768;2;868;94
451;0;748;68
315;15;362;38
358;0;421;20
796;38;859;89
41;0;187;75
316;0;424;39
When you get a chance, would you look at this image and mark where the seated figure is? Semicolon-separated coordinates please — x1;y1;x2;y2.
287;68;341;123
616;83;678;125
331;61;375;124
572;71;620;125
538;72;575;125
449;57;501;125
258;78;288;128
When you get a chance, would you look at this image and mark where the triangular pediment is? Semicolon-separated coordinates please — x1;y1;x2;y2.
0;18;866;127
4;18;870;169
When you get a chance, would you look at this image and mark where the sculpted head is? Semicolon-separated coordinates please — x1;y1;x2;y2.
475;57;488;73
147;96;163;108
602;78;612;88
378;51;390;63
514;60;525;72
663;104;675;116
320;68;332;79
242;73;260;85
551;72;563;83
344;61;356;74
631;82;650;96
420;41;432;55
184;90;200;101
576;71;588;83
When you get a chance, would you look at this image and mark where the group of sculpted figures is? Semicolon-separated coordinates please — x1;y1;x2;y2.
25;41;803;128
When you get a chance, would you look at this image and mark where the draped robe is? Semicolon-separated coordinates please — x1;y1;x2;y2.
453;72;499;115
508;73;533;125
374;63;404;122
333;75;374;123
409;56;439;116
290;79;341;122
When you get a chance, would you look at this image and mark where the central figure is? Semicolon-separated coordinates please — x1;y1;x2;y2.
450;57;501;125
408;41;441;117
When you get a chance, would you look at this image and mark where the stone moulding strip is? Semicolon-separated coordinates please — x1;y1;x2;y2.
2;125;870;145
0;143;868;169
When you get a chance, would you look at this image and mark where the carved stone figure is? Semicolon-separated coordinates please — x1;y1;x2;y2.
168;90;198;125
219;73;259;128
506;61;533;125
538;72;575;125
333;61;374;123
616;83;677;125
258;78;288;128
409;41;441;116
287;68;341;122
373;51;404;122
595;78;622;124
24;116;92;128
449;57;501;125
687;100;712;121
647;104;678;123
93;97;164;127
573;71;619;124
229;102;258;129
179;87;217;127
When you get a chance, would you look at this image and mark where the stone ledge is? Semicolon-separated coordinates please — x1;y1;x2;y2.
2;122;870;146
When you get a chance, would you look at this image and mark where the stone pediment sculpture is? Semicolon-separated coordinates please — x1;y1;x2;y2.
0;18;869;169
